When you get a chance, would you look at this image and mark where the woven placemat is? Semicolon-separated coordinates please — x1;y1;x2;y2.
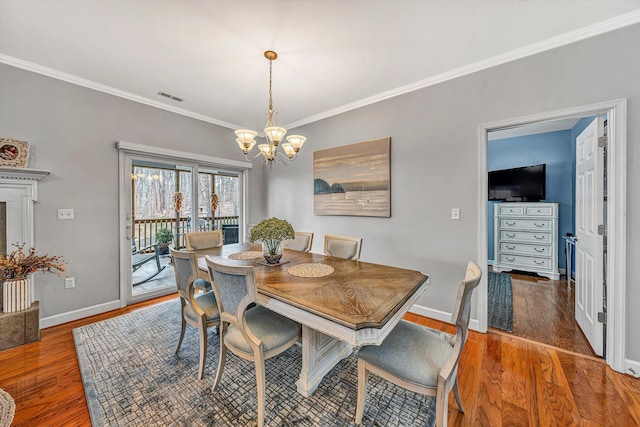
228;251;263;260
287;263;335;278
0;388;15;427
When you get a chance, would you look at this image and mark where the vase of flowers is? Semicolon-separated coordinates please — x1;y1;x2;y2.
249;217;295;264
0;243;66;313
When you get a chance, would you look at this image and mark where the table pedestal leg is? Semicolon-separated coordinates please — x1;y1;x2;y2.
296;325;352;397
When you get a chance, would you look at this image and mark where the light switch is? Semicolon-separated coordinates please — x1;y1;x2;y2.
57;209;74;220
451;208;461;220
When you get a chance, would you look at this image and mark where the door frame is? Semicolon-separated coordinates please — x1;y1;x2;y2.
117;141;252;305
476;99;627;372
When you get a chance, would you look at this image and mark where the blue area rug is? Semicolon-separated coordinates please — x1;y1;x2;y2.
488;272;514;332
73;299;436;426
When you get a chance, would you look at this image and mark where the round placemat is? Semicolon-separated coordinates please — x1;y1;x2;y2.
228;251;264;260
287;263;335;278
0;388;15;427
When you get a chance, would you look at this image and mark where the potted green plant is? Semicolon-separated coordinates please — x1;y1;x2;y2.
155;227;174;255
249;217;295;264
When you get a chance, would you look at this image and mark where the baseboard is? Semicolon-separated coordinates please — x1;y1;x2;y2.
40;300;122;329
410;304;481;332
625;358;640;378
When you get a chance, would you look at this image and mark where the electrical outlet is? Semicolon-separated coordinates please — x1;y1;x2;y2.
58;209;74;220
65;277;75;289
451;208;461;220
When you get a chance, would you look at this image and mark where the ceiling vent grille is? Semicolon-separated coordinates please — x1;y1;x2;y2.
157;91;184;102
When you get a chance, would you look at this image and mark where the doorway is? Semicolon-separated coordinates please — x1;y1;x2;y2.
477;99;627;373
117;141;252;306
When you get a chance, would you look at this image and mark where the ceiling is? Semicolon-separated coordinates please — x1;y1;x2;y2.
1;0;640;134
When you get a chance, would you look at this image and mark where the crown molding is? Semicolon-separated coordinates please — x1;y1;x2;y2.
0;54;240;131
0;167;50;181
284;9;640;129
2;9;639;131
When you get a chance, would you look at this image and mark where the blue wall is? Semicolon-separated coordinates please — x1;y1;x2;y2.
488;130;574;270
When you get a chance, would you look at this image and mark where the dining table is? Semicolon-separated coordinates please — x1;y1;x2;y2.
196;242;429;397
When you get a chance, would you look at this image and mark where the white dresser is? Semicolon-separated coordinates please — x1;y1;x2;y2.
493;202;560;280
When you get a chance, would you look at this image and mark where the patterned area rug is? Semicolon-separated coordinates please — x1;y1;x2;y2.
73;299;436;426
488;272;514;332
0;388;15;427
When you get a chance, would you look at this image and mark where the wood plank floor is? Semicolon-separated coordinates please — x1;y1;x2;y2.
1;295;639;426
505;271;596;357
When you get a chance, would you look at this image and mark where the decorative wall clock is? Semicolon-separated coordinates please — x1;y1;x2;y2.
0;138;30;167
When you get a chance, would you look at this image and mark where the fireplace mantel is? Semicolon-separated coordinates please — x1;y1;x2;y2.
0;167;50;181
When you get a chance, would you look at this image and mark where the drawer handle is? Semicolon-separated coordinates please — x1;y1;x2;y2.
506;257;516;262
534;247;546;252
506;245;516;250
534;260;545;265
506;233;516;238
535;222;545;227
534;235;545;240
506;221;516;226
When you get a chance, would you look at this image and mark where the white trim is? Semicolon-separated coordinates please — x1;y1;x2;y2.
39;299;121;329
625;358;640;379
115;141;252;170
409;304;481;332
4;10;640;131
0;167;50;182
477;99;627;373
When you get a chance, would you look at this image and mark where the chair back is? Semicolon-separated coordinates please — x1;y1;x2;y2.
205;258;256;332
449;261;482;355
170;248;201;312
186;230;223;251
323;234;362;260
285;232;314;252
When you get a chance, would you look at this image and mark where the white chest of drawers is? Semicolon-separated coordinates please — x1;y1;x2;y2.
493;202;560;280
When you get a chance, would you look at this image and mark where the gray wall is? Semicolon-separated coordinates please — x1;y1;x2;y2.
0;63;268;317
268;24;640;360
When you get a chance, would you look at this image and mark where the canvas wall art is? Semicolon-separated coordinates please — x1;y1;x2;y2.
313;137;390;217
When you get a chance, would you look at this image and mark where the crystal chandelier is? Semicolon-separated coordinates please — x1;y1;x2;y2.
235;51;306;165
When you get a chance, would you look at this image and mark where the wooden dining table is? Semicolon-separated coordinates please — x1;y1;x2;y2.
196;242;429;397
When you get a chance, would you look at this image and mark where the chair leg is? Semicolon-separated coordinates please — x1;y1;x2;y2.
255;354;266;427
453;377;464;413
212;340;227;391
435;384;449;427
355;359;368;425
175;304;186;354
197;318;207;380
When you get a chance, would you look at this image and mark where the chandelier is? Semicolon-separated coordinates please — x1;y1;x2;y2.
235;51;306;165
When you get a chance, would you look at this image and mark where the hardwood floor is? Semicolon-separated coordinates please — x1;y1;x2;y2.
1;296;639;426
506;270;596;357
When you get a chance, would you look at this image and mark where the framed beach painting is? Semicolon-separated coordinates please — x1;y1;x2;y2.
313;137;391;217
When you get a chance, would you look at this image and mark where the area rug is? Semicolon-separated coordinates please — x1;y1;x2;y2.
0;388;15;427
488;271;514;332
73;299;436;426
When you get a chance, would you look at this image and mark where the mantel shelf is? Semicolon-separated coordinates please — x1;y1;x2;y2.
0;167;50;181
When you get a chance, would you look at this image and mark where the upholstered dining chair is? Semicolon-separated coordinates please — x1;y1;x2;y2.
205;258;302;427
185;230;223;252
284;231;314;252
323;234;363;260
355;261;482;427
170;248;221;380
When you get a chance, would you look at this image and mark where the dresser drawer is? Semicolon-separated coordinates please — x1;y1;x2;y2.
500;230;551;243
500;218;551;231
500;254;551;269
500;242;551;257
498;205;524;216
525;205;555;216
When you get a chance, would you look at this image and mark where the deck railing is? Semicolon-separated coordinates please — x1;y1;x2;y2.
133;216;239;250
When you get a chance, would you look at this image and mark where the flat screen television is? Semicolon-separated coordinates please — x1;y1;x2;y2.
488;164;546;202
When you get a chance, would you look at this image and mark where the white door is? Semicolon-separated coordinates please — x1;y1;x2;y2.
575;117;605;357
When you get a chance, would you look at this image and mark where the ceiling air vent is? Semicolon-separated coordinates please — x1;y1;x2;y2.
157;91;184;102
